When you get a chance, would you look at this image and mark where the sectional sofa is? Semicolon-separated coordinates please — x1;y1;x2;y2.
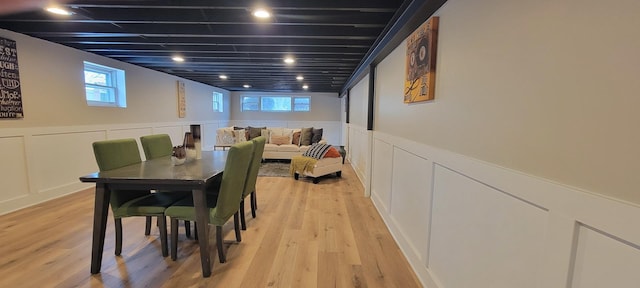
215;126;327;160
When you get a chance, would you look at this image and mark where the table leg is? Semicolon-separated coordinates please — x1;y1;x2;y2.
91;183;110;274
192;188;212;277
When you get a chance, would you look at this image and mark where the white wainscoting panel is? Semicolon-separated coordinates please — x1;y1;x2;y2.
0;136;29;202
201;122;220;150
371;138;393;213
569;224;640;288
31;131;105;194
389;147;433;263
362;131;640;288
347;125;370;189
429;165;548;288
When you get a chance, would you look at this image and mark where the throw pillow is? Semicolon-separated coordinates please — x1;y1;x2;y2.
221;130;235;145
232;129;247;143
324;147;342;158
248;126;265;140
271;135;290;145
302;143;332;159
300;127;313;146
311;128;323;144
234;126;249;140
292;131;301;146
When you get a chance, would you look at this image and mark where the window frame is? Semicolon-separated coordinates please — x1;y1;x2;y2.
241;96;260;111
83;61;126;108
293;96;310;112
241;95;310;112
212;91;223;112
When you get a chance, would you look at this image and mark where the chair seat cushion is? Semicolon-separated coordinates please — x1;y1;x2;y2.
164;194;223;225
113;191;189;218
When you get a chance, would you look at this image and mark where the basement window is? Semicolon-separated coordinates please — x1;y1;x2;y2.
241;96;259;111
293;97;310;112
212;91;223;112
242;95;310;112
83;61;126;107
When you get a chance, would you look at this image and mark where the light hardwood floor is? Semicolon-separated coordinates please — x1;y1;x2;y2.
0;163;422;288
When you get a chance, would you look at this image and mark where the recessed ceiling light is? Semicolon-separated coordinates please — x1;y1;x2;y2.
302;85;309;90
172;56;184;62
296;75;304;81
284;57;295;64
219;75;228;79
252;9;271;19
243;84;251;88
45;7;74;15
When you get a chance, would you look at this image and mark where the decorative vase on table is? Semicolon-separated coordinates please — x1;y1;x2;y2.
183;132;197;161
171;145;186;165
190;124;202;159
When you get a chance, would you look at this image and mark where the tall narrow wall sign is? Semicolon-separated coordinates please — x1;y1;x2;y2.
0;37;23;118
177;80;186;118
404;16;439;103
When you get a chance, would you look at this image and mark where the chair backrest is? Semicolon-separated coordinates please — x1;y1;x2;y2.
242;136;266;198
211;141;254;225
140;134;173;160
92;138;142;171
92;138;149;209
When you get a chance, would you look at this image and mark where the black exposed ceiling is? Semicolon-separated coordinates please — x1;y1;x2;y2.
0;0;407;93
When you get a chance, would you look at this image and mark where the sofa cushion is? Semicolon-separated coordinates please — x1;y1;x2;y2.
264;143;300;152
300;127;313;146
261;129;270;143
311;128;323;144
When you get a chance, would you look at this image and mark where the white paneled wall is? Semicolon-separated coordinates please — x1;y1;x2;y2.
1;136;29;202
0;120;228;215
363;131;640;288
346;124;370;192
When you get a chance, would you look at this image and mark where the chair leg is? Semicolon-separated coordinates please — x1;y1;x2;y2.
240;199;247;230
144;216;152;235
234;212;242;242
170;218;179;261
216;226;225;263
185;221;191;238
158;216;168;257
251;190;257;216
114;218;123;256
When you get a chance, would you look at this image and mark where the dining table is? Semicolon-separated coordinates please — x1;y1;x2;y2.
79;150;228;278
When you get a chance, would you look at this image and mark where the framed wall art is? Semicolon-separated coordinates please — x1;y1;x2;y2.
404;16;439;104
0;37;23;118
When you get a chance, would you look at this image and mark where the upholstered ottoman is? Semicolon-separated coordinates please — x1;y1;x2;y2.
292;156;343;184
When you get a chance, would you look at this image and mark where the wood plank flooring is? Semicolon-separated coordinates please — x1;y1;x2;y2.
0;163;422;288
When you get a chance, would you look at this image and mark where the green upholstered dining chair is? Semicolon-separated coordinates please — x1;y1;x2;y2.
239;136;266;230
92;138;186;257
165;140;254;262
140;133;174;160
140;133;193;237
